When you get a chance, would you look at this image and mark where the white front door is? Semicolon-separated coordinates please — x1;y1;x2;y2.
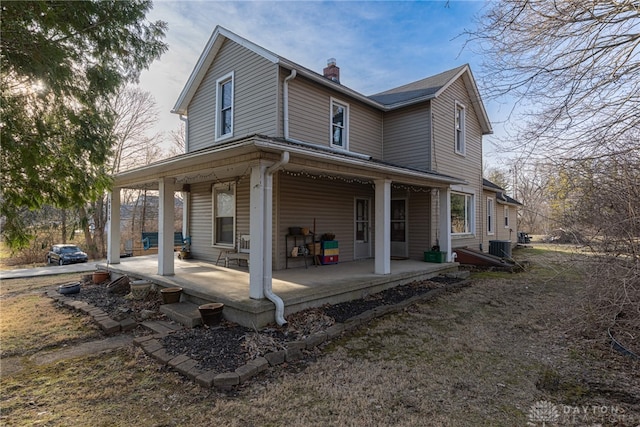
354;198;371;259
391;199;408;258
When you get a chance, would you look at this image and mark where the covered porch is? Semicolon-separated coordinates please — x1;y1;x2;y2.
100;254;458;328
107;136;463;327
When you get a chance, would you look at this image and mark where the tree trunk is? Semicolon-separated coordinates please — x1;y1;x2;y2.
61;209;67;243
79;205;99;260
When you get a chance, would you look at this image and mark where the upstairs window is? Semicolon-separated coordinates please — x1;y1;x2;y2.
215;72;234;141
487;197;494;235
331;98;349;149
451;192;474;235
455;101;466;155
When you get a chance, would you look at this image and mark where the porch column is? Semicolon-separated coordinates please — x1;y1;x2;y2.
158;177;175;276
107;187;121;264
249;164;266;299
374;179;391;274
438;187;452;261
182;190;189;240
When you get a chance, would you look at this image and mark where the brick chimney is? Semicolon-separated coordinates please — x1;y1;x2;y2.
323;58;340;83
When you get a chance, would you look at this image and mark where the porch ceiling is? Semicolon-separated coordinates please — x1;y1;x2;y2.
112;135;465;191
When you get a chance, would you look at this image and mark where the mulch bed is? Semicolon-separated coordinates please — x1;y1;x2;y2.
64;275;463;374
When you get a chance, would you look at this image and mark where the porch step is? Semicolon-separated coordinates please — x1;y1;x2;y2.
141;320;184;335
159;302;203;328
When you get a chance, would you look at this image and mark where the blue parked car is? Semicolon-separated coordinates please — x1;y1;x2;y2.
46;244;89;265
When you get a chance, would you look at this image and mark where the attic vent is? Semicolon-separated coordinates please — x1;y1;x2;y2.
323;58;340;83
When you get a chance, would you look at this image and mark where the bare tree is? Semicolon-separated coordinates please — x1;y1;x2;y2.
484;166;512;194
468;0;639;161
80;86;164;258
109;86;162;174
514;161;553;234
166;122;186;158
468;0;640;343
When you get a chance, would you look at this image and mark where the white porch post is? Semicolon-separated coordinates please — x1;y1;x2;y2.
107;187;121;264
158;177;175;276
182;191;189;240
249;164;266;299
374;179;391;274
438;187;452;261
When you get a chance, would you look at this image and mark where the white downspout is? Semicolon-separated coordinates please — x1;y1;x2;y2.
179;114;189;153
264;151;290;326
179;114;190;244
283;70;297;139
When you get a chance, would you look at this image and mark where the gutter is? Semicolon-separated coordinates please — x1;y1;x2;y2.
264;151;290;326
253;139;465;186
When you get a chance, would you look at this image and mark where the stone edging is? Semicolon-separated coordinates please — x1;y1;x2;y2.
46;290;137;334
46;279;470;390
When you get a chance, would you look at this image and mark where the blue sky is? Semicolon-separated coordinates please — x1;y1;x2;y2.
138;0;507;165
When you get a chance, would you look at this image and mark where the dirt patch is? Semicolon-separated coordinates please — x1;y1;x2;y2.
62;278;164;323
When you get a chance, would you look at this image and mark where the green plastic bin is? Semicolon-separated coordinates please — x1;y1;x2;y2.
424;251;446;263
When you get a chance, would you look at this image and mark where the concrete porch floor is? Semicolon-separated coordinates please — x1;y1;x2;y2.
100;255;458;328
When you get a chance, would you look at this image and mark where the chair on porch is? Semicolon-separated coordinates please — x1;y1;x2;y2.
216;235;250;268
123;239;134;257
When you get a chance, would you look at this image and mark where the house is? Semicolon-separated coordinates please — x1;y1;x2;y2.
482;179;522;250
106;26;514;326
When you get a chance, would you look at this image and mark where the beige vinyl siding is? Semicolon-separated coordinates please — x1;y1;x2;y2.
275;172;375;270
495;203;518;243
287;76;383;158
405;190;432;259
235;177;251;240
350;102;383;158
390;187;433;260
382;103;431;170
188;182;213;260
186;178;250;263
187;39;278;152
288;77;327;145
432;78;484;251
480;191;519;251
431;78;482;182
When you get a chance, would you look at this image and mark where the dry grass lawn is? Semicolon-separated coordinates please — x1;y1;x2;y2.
1;246;639;426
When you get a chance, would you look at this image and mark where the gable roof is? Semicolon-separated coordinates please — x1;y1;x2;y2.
483;178;522;205
483;178;504;191
172;26;279;115
172;26;492;134
368;64;492;134
369;65;467;105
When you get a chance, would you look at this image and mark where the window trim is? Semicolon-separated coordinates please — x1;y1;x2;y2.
487;197;494;235
215;71;234;142
454;101;466;156
212;182;236;247
330;97;349;150
504;205;510;229
450;191;475;236
354;197;370;244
